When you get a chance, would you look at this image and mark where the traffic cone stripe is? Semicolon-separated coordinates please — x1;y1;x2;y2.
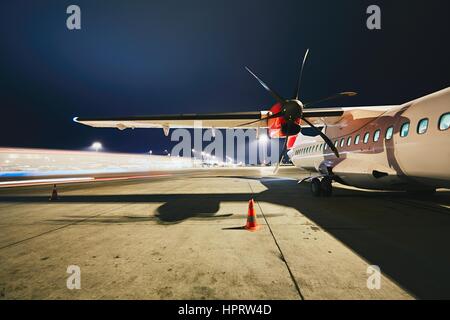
245;198;259;231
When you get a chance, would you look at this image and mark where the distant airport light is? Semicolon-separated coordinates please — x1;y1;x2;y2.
91;142;102;152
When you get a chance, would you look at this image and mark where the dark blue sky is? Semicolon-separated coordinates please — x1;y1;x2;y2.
0;0;449;154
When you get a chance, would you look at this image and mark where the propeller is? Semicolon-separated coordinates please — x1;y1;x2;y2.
236;111;283;127
241;48;358;171
301;117;339;158
294;48;309;100
304;91;357;108
274;130;289;174
245;67;285;104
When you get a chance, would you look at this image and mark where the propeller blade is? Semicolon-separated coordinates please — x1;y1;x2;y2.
294;48;309;100
236;111;284;127
245;67;286;104
301;117;340;158
274;135;288;174
304;91;357;107
273;121;292;174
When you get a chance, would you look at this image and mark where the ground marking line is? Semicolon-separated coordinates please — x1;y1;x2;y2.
247;181;304;300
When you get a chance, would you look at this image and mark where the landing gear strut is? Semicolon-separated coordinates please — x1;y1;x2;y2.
321;177;332;197
310;177;333;197
311;178;321;197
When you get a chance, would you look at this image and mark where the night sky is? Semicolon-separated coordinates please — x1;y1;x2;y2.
0;0;449;154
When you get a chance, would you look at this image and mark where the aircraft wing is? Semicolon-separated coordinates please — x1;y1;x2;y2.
74;111;270;129
74;108;346;130
302;105;398;127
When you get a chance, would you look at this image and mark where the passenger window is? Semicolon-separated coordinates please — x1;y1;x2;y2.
354;134;360;145
400;122;410;137
363;132;370;144
385;126;393;140
340;138;345;147
439;113;450;131
417;118;428;134
347;137;352;146
334;140;338;147
373;129;380;142
324;143;328;150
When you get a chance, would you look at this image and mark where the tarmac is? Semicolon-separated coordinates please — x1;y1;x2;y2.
0;166;449;299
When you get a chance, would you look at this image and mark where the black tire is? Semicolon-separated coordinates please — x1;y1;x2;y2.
321;178;333;197
311;178;321;197
406;188;436;197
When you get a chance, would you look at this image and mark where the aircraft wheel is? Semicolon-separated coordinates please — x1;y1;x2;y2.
406;188;436;197
311;178;321;197
321;178;332;197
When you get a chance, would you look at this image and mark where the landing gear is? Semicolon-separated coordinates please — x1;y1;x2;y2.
321;177;333;197
311;178;321;197
310;177;333;197
406;188;436;197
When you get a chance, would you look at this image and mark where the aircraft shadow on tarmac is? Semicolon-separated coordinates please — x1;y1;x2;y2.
1;177;450;299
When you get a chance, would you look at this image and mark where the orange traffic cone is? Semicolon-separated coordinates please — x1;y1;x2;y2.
245;199;259;231
49;184;58;201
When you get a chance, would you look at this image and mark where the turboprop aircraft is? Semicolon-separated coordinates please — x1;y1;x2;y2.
75;50;450;196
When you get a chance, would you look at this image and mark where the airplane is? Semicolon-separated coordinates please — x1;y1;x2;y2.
74;49;450;197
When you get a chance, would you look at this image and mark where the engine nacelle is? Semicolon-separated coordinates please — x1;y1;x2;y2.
267;103;300;138
267;103;299;149
267;103;284;138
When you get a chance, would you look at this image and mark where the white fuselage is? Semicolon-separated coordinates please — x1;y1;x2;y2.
288;87;450;191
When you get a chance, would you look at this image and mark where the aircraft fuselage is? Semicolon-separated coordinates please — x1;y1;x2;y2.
288;87;450;191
